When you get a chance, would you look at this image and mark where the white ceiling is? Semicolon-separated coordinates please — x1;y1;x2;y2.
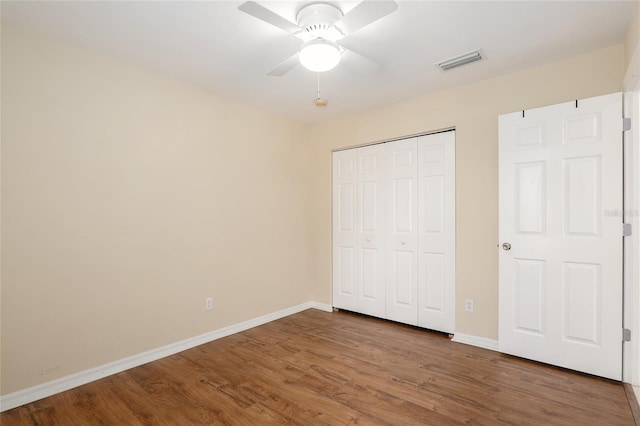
1;1;635;124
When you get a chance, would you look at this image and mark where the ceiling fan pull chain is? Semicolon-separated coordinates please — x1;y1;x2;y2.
315;73;328;107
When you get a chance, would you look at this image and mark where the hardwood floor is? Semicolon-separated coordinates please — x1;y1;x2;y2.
1;309;635;425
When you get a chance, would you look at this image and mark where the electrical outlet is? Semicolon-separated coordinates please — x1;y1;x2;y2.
465;299;474;312
205;297;213;311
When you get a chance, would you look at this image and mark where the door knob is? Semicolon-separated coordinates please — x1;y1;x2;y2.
401;240;406;245
502;242;511;251
366;237;371;243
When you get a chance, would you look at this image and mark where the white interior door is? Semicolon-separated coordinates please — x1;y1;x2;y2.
386;138;419;325
499;93;623;380
418;132;456;333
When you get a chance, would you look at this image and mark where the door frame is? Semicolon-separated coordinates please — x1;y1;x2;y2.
623;36;640;384
623;90;640;385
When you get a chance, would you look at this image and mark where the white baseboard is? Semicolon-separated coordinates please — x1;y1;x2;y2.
0;301;333;412
451;333;499;352
306;301;333;312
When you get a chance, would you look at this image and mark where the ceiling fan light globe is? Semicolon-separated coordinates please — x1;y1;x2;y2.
299;39;341;72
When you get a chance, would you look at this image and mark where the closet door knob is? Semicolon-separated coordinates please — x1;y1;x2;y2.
366;237;371;242
401;240;406;245
502;242;512;251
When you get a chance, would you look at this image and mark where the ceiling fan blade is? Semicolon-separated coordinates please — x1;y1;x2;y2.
340;47;380;74
339;37;378;63
238;1;302;35
267;54;300;76
335;1;398;35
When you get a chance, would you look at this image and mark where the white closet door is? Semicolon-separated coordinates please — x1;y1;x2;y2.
417;132;456;333
333;134;456;331
333;146;386;315
356;144;386;317
386;138;419;325
333;149;358;311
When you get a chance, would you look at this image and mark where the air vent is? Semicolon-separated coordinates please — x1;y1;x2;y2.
437;50;483;71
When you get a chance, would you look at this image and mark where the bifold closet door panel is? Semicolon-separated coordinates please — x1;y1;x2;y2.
417;132;456;333
332;149;358;311
356;145;386;317
332;145;386;316
385;138;419;325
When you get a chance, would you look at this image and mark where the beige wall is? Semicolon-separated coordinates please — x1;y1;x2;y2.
626;1;640;71
625;1;640;92
0;25;312;394
306;45;625;339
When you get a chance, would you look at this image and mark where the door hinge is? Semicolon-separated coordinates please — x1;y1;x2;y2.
623;223;632;237
624;328;631;342
623;117;631;131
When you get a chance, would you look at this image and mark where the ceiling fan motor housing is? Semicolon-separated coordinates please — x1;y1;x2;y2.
296;3;343;39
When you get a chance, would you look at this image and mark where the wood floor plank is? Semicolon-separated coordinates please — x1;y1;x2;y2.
1;309;636;425
624;383;640;425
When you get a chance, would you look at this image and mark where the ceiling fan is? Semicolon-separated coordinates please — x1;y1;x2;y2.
238;1;398;76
